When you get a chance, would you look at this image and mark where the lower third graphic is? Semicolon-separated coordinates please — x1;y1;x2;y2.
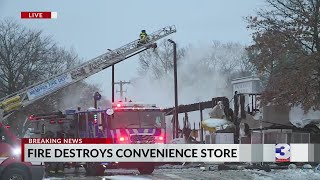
275;144;291;162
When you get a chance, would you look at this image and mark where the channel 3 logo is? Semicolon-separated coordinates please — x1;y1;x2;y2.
275;144;291;162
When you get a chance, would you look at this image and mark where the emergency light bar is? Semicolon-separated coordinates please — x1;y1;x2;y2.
28;111;65;120
114;107;162;111
112;102;157;108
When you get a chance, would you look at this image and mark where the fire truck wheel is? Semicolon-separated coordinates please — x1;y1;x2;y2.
2;168;30;180
138;166;155;175
85;164;105;176
95;165;105;176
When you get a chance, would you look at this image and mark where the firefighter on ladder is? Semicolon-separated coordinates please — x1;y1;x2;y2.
137;30;149;46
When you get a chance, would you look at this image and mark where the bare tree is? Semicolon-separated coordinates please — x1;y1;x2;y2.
0;19;80;96
137;40;254;88
134;40;254;104
43;47;80;77
0;19;47;94
206;41;254;76
138;40;186;79
197;41;255;96
0;19;103;136
246;0;320;111
138;40;253;80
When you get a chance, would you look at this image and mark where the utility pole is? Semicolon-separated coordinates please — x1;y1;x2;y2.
114;81;130;101
107;49;116;103
168;39;179;139
112;65;115;103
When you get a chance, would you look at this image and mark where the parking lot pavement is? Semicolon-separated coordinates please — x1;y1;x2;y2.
44;167;320;180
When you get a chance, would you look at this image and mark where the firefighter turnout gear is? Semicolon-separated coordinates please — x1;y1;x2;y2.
138;30;149;46
46;130;65;174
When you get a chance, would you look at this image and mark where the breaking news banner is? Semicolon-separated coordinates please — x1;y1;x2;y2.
22;138;239;162
21;139;315;163
21;12;58;19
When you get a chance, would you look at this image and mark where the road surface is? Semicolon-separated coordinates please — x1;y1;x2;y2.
45;166;320;180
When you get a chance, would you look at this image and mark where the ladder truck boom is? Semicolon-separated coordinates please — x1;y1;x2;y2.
0;26;176;120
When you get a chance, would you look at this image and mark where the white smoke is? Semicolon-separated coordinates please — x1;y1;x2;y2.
129;44;229;107
57;83;109;111
128;44;234;140
57;86;83;111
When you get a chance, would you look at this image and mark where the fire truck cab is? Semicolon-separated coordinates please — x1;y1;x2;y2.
78;101;167;174
104;101;166;174
107;101;166;144
0;123;45;180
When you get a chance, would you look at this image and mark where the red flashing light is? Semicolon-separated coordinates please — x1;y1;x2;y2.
28;115;35;120
49;120;56;124
119;137;125;142
155;136;164;144
57;119;64;124
117;103;121;108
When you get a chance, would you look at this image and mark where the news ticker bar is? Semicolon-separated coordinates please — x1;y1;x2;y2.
22;143;320;163
21;12;58;19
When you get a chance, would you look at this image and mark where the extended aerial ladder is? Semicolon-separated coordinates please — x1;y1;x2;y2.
0;26;177;122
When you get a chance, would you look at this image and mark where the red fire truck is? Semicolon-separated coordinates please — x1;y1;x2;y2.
26;101;166;175
0;123;45;180
104;101;166;174
0;26;175;178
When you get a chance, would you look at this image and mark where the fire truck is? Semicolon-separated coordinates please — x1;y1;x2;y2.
104;101;166;174
0;26;176;178
0;122;44;180
27;101;166;175
0;25;175;124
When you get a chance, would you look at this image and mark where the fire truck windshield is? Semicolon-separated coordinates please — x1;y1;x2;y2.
109;111;165;129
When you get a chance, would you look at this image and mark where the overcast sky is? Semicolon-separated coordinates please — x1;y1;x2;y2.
0;0;266;100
